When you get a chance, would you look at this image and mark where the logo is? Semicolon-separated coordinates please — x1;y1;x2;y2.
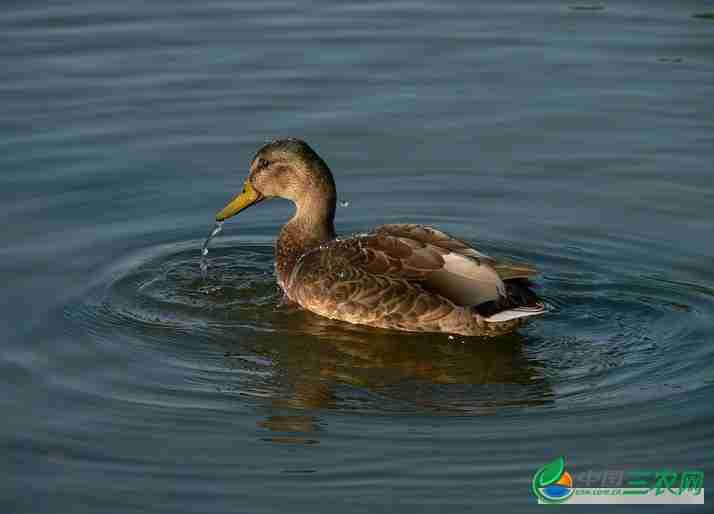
532;457;573;504
532;457;704;505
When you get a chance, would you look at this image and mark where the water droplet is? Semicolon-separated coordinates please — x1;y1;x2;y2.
200;221;224;279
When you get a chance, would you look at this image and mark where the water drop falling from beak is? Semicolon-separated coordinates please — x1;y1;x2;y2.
200;221;224;279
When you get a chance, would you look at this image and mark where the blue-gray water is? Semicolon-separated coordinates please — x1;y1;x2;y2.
2;1;713;512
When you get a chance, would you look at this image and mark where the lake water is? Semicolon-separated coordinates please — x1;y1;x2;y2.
2;1;713;512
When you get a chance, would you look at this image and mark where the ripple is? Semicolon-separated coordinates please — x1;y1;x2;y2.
568;5;605;12
61;235;714;419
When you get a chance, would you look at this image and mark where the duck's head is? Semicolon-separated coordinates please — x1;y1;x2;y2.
216;138;336;222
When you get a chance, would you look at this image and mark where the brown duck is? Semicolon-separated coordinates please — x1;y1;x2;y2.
215;139;545;336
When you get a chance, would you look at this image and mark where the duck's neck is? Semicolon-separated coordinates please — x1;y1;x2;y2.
275;192;336;290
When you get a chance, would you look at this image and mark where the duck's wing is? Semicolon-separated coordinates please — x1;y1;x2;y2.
288;229;506;308
288;246;464;333
374;224;495;263
492;262;539;280
376;224;539;281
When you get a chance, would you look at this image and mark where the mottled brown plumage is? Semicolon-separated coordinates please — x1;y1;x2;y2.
216;138;545;336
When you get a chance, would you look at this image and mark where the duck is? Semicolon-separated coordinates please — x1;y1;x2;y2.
215;138;545;337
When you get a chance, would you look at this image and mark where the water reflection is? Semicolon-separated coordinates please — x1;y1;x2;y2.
225;309;554;441
259;415;322;445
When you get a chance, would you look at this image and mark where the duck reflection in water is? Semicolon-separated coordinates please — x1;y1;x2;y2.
220;307;554;442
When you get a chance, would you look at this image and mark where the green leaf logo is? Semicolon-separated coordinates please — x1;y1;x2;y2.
538;457;565;487
532;456;567;503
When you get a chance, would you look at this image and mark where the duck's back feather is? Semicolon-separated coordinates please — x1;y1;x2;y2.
283;224;543;336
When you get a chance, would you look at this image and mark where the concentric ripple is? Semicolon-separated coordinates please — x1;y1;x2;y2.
64;235;714;416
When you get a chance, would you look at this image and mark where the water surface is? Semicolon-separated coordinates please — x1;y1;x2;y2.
2;1;713;512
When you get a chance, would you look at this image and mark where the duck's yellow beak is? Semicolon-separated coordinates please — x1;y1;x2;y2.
215;181;262;221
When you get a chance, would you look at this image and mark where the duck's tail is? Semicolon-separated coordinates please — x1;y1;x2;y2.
474;278;547;323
